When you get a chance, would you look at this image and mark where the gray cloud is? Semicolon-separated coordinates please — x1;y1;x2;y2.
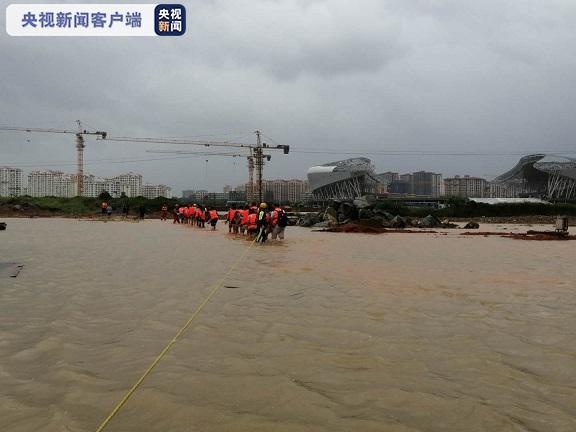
191;0;407;79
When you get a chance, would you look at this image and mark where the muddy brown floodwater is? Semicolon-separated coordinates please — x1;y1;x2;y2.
1;218;575;432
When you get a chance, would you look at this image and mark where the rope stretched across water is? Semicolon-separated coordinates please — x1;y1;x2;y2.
95;239;256;432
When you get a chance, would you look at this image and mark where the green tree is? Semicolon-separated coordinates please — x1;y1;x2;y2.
98;190;112;201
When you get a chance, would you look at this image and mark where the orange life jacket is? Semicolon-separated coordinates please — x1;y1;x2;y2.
197;209;205;220
242;210;249;225
209;210;218;220
248;213;257;228
227;209;236;221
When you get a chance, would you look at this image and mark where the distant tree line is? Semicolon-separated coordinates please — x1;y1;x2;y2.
3;195;576;218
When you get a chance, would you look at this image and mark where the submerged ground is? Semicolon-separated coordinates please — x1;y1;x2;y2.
0;218;575;432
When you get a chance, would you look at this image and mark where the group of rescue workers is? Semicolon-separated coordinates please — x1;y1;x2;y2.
161;202;288;242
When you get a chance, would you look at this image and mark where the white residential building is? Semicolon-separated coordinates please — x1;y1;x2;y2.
26;171;150;198
243;179;309;203
142;184;172;199
113;172;142;197
27;171;76;197
0;167;23;197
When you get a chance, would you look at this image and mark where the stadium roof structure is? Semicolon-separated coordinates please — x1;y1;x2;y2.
494;154;576;199
307;157;379;200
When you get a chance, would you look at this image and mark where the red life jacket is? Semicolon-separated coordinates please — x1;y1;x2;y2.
271;208;282;225
209;210;218;220
241;210;249;224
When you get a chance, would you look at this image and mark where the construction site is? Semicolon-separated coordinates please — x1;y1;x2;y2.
0;123;290;203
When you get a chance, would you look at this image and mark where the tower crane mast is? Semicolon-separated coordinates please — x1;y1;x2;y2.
145;148;273;203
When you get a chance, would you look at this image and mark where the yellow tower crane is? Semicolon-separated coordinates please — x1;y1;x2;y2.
99;130;288;203
0;121;107;196
144;148;273;203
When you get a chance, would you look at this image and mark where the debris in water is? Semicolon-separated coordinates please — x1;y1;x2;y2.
462;222;480;229
0;263;24;278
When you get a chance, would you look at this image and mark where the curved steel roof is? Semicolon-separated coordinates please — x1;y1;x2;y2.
493;154;546;183
307;158;375;191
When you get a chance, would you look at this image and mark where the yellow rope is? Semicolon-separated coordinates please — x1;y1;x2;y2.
95;239;256;432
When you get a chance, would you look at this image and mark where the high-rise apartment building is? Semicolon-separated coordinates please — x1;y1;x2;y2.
390;171;443;197
182;190;209;201
27;171;76;197
0;167;23;197
142;184;172;199
413;171;444;197
378;172;400;184
375;172;399;193
26;171;147;198
444;175;488;198
113;172;142;197
81;173;143;198
243;179;309;203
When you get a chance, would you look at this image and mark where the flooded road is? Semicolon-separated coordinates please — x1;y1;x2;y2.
1;218;575;432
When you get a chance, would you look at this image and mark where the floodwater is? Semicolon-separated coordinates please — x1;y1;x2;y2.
0;218;575;432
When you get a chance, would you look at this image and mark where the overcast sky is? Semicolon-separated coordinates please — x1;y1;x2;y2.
2;0;576;194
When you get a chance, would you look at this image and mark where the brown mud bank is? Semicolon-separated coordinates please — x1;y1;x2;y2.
462;231;576;240
319;223;438;234
451;215;576;224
